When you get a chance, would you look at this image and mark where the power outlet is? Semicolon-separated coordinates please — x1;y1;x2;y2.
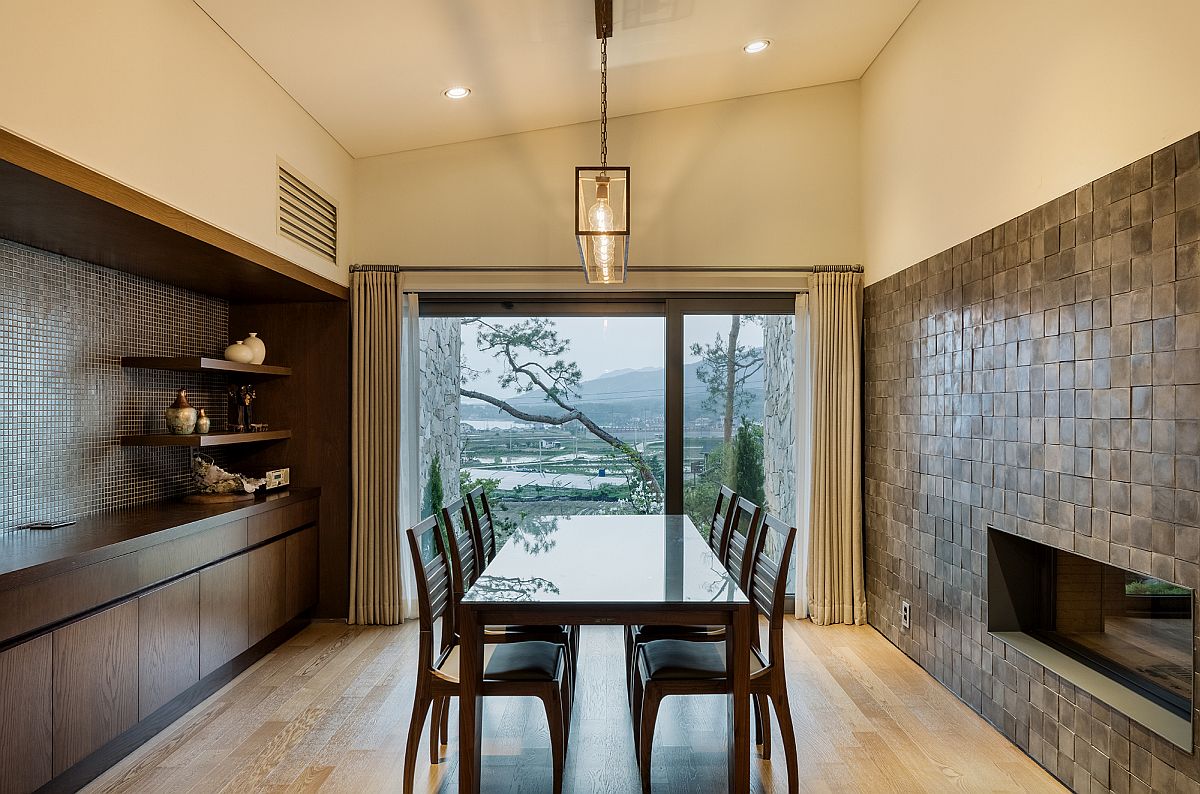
900;600;911;630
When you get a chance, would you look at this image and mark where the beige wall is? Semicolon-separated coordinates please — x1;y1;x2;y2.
354;83;862;272
861;0;1200;285
0;0;354;285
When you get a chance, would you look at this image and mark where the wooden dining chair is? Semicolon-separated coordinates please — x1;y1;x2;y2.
707;485;738;561
403;514;572;794
623;494;761;699
630;513;799;794
442;497;577;664
464;485;498;563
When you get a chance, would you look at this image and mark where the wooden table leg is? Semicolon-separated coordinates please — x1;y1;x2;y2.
727;603;753;793
459;604;484;794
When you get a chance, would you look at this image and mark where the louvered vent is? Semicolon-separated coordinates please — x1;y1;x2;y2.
277;162;337;263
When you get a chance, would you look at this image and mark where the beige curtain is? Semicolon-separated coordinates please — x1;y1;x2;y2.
349;270;420;624
806;271;866;625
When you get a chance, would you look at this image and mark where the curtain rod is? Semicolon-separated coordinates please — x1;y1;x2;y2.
349;264;863;274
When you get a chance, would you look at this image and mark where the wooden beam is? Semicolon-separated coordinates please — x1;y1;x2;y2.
0;129;348;303
594;0;613;38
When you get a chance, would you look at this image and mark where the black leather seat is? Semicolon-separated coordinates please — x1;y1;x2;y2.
438;640;564;682
640;639;765;680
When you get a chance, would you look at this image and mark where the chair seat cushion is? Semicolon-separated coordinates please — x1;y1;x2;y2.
640;639;765;681
438;640;562;682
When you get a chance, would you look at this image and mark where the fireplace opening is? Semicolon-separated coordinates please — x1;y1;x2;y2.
988;528;1195;748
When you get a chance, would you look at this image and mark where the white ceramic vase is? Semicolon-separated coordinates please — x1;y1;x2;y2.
243;332;266;365
224;340;254;363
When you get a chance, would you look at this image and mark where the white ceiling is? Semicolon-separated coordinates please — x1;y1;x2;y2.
195;0;916;158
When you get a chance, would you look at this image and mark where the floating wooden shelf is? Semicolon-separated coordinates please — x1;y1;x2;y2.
121;357;292;377
120;430;292;448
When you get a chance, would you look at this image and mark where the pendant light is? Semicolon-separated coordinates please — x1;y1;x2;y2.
575;0;629;285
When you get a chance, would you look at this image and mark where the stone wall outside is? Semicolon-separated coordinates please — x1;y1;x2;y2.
419;317;461;512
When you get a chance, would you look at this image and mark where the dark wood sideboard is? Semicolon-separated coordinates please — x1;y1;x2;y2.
0;488;320;794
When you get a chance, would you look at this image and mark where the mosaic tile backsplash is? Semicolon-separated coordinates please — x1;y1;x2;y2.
864;131;1200;793
0;238;230;530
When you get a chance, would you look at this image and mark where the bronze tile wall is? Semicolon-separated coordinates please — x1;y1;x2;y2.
0;239;230;529
864;132;1200;793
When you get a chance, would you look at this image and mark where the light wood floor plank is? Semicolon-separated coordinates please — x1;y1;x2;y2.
87;619;1064;793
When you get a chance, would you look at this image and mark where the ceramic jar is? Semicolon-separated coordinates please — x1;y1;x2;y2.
224;340;254;363
195;408;211;434
243;332;266;365
164;389;198;434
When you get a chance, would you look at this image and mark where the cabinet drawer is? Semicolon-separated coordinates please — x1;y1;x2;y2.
286;525;319;618
0;635;53;794
0;554;139;645
248;498;317;545
136;519;247;588
53;601;139;775
138;575;200;719
248;540;286;646
200;555;249;677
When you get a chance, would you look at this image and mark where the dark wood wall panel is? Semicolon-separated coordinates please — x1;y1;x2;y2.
0;634;52;794
248;541;287;646
53;601;139;775
138;575;200;720
229;301;350;619
200;555;249;677
286;525;320;618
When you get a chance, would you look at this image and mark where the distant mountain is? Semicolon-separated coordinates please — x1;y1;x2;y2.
461;352;765;423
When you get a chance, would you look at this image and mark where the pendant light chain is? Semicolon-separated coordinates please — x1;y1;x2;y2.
600;34;608;170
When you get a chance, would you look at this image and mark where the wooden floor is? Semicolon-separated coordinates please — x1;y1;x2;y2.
86;619;1064;793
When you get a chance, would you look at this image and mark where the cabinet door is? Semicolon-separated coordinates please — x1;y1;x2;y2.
248;540;287;646
0;635;52;794
53;600;138;775
138;575;200;719
200;554;249;678
286;525;319;618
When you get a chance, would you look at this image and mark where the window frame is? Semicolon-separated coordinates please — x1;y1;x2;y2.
421;292;797;516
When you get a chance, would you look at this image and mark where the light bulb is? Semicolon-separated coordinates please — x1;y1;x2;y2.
588;197;615;278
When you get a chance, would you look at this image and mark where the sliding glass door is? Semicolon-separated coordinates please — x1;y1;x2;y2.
418;296;795;552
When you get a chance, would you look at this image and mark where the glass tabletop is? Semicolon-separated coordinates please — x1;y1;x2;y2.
462;514;748;605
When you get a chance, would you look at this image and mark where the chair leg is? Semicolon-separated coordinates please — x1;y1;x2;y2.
560;667;573;746
623;626;635;702
403;692;432;794
752;693;764;746
428;697;444;764
638;688;663;794
630;666;645;752
771;690;800;794
539;690;566;794
756;693;772;759
439;694;451;745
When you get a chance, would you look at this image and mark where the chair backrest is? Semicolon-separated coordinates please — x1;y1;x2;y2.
746;512;797;668
708;485;737;561
441;496;480;597
724;497;762;591
406;514;455;641
465;485;497;563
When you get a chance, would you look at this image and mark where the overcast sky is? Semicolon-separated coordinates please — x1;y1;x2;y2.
455;315;766;396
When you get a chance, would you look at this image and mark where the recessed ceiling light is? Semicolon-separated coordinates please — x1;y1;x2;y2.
743;39;771;54
443;86;471;100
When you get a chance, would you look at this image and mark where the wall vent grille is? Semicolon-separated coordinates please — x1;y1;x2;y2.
277;162;337;263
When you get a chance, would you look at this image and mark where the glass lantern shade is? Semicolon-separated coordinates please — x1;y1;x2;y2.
575;166;629;284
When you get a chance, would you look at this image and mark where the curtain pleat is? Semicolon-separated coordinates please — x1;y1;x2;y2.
349;272;419;624
806;271;866;625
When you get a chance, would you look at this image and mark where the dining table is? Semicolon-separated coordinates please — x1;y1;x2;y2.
457;513;756;793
